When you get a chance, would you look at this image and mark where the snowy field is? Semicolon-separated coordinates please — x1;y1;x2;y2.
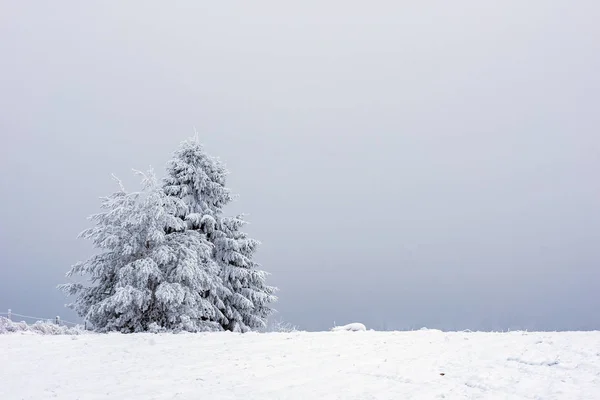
2;329;600;399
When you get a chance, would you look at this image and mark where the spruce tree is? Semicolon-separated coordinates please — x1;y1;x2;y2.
59;169;228;333
215;215;277;331
163;138;277;332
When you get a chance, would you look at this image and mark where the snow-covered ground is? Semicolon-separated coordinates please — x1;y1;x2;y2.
2;329;599;399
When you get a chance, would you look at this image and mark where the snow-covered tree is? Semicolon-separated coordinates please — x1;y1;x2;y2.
59;169;228;333
163;138;232;227
214;215;277;332
163;138;277;332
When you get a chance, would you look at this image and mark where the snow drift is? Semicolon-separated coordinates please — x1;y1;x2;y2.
331;322;367;332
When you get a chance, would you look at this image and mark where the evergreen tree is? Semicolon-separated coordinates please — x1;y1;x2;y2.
162;138;232;226
215;215;277;332
59;169;228;333
163;138;277;332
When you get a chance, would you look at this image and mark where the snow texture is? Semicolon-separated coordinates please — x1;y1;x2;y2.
2;330;599;399
332;322;367;332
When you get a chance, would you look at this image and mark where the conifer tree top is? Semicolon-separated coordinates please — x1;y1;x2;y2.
163;138;233;216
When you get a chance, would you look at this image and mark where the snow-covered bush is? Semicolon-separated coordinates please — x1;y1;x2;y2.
0;317;87;335
265;318;299;333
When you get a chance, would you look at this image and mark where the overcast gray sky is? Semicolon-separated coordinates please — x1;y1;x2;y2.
1;1;599;331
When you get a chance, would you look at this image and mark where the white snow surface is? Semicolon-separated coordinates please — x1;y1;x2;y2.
2;330;600;399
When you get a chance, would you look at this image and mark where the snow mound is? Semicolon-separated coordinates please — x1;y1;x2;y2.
0;317;87;335
331;322;367;332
